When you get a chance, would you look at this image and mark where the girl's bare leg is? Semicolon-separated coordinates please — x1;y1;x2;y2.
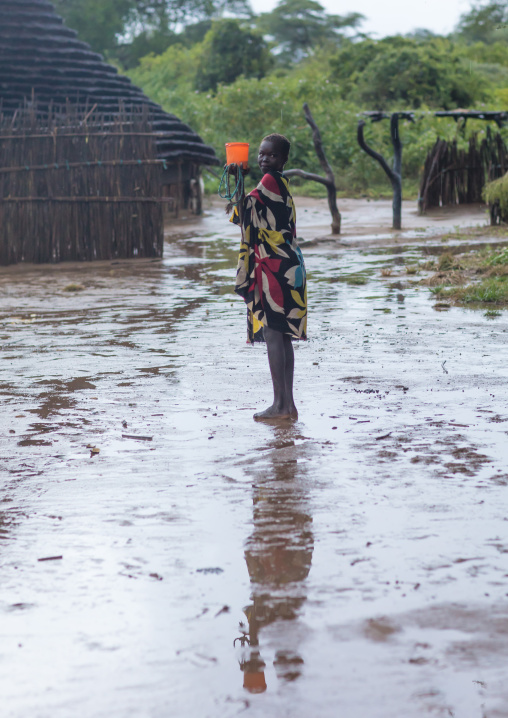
254;327;297;420
283;333;298;419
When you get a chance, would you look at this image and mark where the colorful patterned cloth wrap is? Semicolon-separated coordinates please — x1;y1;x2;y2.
231;171;307;344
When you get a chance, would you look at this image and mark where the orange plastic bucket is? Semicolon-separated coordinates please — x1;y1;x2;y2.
225;142;249;167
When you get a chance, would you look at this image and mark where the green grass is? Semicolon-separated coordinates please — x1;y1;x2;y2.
343;275;369;286
433;226;508;245
487;247;508;266
422;240;508;307
437;252;457;271
433;277;508;305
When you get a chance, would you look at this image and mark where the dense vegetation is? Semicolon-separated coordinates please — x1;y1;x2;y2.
55;0;508;196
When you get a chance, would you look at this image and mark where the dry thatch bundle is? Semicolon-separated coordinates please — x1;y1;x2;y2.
485;172;508;225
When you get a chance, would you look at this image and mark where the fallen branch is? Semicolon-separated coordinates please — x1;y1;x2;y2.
38;555;63;562
122;433;153;441
375;432;392;441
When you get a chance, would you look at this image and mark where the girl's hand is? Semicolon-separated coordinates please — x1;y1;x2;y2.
225;163;250;176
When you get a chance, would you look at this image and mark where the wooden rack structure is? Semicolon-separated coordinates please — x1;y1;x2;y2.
358;110;508;227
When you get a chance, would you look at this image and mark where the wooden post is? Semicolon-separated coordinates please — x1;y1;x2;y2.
357;113;403;230
285;103;341;234
391;113;402;230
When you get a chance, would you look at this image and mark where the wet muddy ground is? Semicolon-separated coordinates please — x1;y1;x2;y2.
1;198;508;717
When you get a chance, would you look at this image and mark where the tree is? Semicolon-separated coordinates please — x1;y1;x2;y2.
128;42;203;103
454;0;508;44
330;37;487;109
284;103;341;234
129;0;252;32
116;29;179;69
53;0;134;54
357;113;409;229
180;20;214;46
54;0;252;59
256;0;363;63
195;19;269;92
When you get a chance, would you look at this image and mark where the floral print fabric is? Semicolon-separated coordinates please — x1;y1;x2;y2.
232;171;307;344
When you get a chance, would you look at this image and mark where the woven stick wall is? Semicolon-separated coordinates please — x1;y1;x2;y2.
0;104;166;265
419;130;508;213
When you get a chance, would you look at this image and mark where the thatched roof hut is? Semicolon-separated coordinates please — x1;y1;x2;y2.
0;0;221;264
0;0;218;168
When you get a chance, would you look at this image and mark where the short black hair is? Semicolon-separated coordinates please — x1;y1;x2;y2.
262;133;291;159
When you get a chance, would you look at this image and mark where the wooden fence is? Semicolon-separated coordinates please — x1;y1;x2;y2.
419;129;508;213
0;104;167;264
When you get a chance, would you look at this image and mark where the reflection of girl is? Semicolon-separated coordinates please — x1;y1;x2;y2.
231;134;307;421
238;446;314;690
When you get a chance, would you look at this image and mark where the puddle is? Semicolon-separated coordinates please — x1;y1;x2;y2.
0;198;507;717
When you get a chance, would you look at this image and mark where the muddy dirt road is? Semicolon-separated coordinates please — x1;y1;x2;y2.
1;198;508;717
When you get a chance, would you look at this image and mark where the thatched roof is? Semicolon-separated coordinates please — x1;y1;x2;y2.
0;0;219;165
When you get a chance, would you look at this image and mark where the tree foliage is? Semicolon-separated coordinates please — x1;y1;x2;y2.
54;0;252;58
128;19;268;93
455;0;508;44
330;37;487;109
55;0;508;195
256;0;364;62
128;0;252;30
53;0;134;54
130;47;507;195
195;20;269;91
128;42;201;100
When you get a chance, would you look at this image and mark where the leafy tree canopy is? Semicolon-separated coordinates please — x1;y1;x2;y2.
53;0;133;54
454;0;508;44
330;37;487;109
54;0;252;58
458;39;508;66
116;28;178;68
256;0;364;63
128;0;251;31
128;41;203;102
126;14;508;196
195;19;269;91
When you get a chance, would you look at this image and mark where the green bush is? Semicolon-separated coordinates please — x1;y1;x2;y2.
484;172;508;220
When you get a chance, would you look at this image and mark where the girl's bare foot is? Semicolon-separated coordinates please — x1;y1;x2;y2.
253;404;295;421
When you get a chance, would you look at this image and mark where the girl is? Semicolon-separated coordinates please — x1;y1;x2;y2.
231;133;307;421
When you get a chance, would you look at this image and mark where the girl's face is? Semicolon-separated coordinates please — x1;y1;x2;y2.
258;140;287;174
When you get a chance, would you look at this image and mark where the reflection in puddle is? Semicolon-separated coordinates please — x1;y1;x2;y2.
237;426;313;693
0;200;507;716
